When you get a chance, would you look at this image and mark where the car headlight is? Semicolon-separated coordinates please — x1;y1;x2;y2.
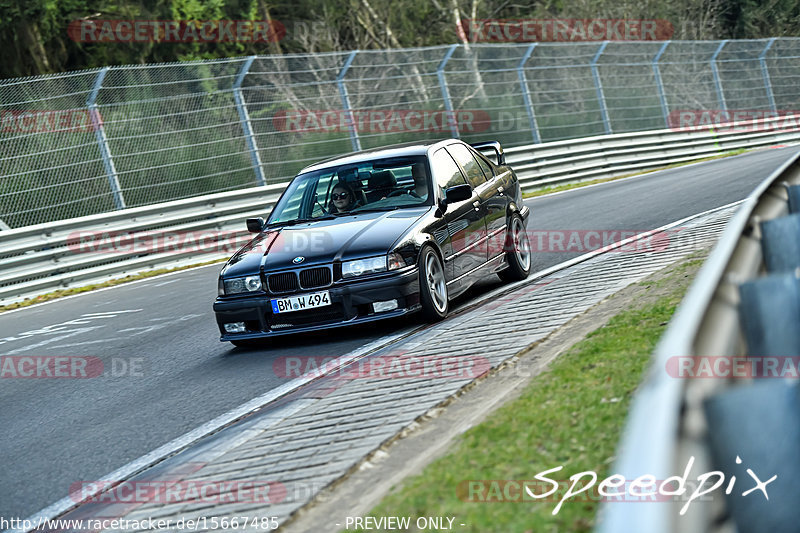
342;256;387;278
221;276;262;295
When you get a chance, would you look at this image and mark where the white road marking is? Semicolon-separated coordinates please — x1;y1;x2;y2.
16;327;417;533
7;326;106;354
0;310;142;348
153;279;179;287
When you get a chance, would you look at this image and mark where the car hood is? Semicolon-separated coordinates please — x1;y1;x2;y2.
221;208;430;277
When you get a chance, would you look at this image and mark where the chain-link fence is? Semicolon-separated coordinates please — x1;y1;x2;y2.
2;39;799;229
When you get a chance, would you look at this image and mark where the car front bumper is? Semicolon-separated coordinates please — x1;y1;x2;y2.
213;267;421;341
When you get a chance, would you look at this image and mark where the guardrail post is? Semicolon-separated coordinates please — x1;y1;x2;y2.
234;56;266;186
710;40;728;112
591;42;612;135
517;43;541;144
437;44;460;139
653;41;670;128
87;67;126;210
759;38;777;113
337;51;361;152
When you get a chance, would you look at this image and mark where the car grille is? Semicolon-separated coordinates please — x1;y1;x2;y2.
267;272;298;293
299;267;332;289
268;304;346;329
267;266;332;293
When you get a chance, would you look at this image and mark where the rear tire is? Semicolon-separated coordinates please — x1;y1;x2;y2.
498;215;532;282
419;246;449;321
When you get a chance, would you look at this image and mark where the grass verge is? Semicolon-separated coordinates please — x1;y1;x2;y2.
0;258;226;313
523;149;748;199
350;256;704;533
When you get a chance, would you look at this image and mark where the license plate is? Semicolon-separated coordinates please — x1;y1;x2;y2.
270;291;331;314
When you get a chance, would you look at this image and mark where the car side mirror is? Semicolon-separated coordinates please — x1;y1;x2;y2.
444;184;472;204
246;217;265;233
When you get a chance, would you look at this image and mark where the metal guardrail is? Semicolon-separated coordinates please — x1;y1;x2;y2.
506;113;800;189
1;119;798;306
0;184;285;305
599;149;800;533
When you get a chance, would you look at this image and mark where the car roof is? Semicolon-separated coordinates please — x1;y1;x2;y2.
299;138;456;174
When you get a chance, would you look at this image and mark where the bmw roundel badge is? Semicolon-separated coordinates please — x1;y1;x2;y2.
292;256;305;264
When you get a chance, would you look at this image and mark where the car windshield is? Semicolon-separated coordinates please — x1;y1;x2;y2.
268;155;433;224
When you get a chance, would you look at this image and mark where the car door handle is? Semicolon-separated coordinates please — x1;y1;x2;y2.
497;186;504;195
472;200;481;211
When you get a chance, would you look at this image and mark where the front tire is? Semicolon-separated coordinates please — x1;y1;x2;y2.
498;215;532;282
419;246;449;321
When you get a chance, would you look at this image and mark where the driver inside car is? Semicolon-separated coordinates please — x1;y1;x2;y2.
330;183;356;213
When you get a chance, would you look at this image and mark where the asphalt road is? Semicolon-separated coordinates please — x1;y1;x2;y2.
1;146;797;520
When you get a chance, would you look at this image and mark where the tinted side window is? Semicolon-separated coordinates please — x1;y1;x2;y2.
473;150;494;180
431;148;467;198
447;144;486;188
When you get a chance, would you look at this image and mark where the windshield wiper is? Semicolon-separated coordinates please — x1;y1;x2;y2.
351;206;400;213
266;216;336;228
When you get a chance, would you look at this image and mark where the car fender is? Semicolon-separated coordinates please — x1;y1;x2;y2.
416;235;445;264
506;202;530;222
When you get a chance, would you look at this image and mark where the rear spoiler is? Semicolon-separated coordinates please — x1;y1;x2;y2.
469;141;505;165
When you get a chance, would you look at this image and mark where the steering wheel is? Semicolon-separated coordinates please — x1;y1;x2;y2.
386;189;410;198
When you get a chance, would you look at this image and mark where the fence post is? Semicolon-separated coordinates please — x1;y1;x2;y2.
591;42;612;135
234;56;266;186
653;41;671;128
87;67;125;210
437;44;460;139
517;43;541;144
759;38;777;113
337;51;361;152
711;40;728;111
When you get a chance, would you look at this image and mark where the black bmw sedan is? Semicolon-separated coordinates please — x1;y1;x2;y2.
214;139;531;346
